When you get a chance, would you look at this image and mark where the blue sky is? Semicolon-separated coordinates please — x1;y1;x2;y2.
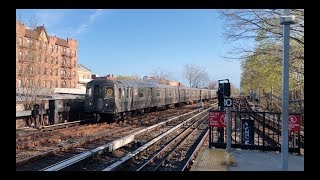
16;9;244;88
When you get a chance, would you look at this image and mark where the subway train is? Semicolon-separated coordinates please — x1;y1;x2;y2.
83;79;216;121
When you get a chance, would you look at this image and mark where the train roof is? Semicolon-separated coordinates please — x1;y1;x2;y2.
88;79;179;89
87;79;216;91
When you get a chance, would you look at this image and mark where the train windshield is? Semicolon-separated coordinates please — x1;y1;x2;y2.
86;88;92;97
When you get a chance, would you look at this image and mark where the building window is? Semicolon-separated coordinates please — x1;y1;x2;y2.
50;57;53;64
44;43;47;50
73;50;76;57
43;80;46;88
30;66;33;74
38;41;41;49
63;48;66;55
69;49;71;56
56;45;58;53
26;66;30;74
44;68;47;75
68;71;71;78
55;69;58;76
18;37;23;47
74;60;76;67
18;79;22;87
61;81;66;88
50;80;52;87
18;65;22;74
56;57;59;64
61;70;66;77
73;71;76;78
49;68;52;75
50;44;53;52
28;39;33;48
18;51;22;60
30;79;34;86
44;55;47;63
38;67;41;75
62;58;66;66
30;53;34;62
38;55;41;62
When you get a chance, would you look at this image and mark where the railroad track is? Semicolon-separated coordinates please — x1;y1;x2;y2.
16;104;204;163
39;106;214;171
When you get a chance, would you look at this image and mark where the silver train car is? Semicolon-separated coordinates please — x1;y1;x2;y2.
84;79;216;121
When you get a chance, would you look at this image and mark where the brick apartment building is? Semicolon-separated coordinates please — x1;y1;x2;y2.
16;21;78;89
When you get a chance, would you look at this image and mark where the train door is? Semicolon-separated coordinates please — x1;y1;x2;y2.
126;87;132;111
148;88;153;107
93;85;101;110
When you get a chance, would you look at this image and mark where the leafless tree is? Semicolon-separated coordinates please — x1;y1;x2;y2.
149;67;174;84
16;17;54;113
219;9;304;78
220;9;304;104
219;9;303;56
230;83;240;96
207;80;218;89
183;64;209;88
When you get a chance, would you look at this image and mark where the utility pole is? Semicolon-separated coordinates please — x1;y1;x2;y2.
280;9;295;171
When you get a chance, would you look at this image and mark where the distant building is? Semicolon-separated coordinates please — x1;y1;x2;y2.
16;21;78;88
167;81;184;87
93;74;116;80
77;64;92;89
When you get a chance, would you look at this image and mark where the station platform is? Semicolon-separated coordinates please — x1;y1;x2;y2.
190;146;304;171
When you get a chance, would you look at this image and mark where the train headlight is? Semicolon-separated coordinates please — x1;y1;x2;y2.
105;103;108;107
89;103;92;105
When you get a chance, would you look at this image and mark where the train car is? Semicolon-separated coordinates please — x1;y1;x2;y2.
84;79;217;121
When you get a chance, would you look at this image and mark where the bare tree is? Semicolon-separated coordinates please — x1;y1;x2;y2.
220;9;304;107
207;80;218;89
183;64;209;88
149;67;174;84
219;9;304;73
16;18;54;116
230;83;240;96
219;9;304;53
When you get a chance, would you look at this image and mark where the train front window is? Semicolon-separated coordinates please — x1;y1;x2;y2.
86;88;92;97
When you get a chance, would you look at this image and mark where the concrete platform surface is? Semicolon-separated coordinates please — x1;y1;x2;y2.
228;149;304;171
191;147;304;171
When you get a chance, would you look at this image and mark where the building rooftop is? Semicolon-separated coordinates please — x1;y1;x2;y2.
77;64;92;73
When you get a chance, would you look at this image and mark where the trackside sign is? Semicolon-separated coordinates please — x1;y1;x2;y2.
208;111;226;127
288;114;301;132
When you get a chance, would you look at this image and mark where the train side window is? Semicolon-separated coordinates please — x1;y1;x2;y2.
119;88;122;99
169;89;172;97
139;88;144;97
86;88;92;97
156;89;160;96
127;88;129;98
